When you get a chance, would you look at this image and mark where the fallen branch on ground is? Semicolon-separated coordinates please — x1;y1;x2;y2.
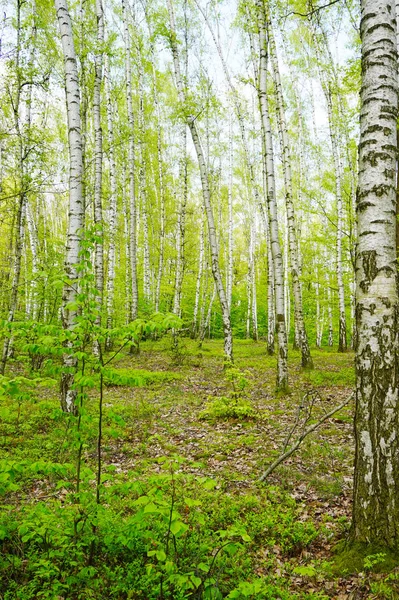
259;392;354;482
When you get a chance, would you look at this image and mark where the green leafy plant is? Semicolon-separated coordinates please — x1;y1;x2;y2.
200;366;255;420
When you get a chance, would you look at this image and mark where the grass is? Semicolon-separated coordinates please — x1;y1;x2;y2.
0;335;392;599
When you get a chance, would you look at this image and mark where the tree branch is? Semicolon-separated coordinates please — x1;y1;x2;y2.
259;393;353;481
282;0;342;20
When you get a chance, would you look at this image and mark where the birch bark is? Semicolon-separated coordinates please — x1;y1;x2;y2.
104;55;117;344
137;54;151;303
352;0;399;547
268;21;313;368
192;212;205;337
257;0;288;390
311;26;347;353
122;0;138;321
173;124;188;316
93;0;104;337
167;0;233;363
0;0;27;374
55;0;84;413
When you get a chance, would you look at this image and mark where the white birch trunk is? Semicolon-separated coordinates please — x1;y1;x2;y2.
227;113;234;315
137;56;151;303
122;0;138;321
0;1;27;374
257;0;288;390
167;0;233;363
104;55;117;345
192;212;205;337
173;123;188;316
268;21;313;368
250;218;258;341
352;0;399;546
26;202;39;320
93;0;104;350
55;0;84;413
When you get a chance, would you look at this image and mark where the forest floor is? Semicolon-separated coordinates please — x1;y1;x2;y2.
1;337;398;599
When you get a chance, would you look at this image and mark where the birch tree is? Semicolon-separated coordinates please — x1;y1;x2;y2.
0;0;29;375
104;54;118;343
93;0;104;334
166;0;233;363
257;0;288;390
55;0;84;413
352;0;399;547
268;20;313;369
122;0;138;322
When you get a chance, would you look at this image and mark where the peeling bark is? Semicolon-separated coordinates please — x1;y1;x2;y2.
352;0;399;548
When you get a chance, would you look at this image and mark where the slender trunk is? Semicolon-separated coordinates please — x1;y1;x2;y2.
246;266;251;340
148;38;165;313
192;212;205;337
167;0;233;363
122;0;138;321
315;266;322;348
311;24;347;353
173;124;188;316
227;113;234;315
257;0;288;390
326;84;347;353
26;202;39;320
137;55;151;303
268;20;312;368
0;0;26;374
250;219;258;341
122;165;131;324
55;0;84;413
326;266;334;347
104;55;117;346
93;0;104;341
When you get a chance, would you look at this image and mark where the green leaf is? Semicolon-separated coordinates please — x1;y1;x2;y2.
143;502;159;514
293;565;317;577
190;575;202;588
156;549;166;561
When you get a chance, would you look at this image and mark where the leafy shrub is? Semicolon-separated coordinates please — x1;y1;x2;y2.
200;367;255;420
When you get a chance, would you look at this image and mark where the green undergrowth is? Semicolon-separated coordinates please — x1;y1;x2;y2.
302;367;355;387
0;338;365;598
103;367;181;387
1;457;321;600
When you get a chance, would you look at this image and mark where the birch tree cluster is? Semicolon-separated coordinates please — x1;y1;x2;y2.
0;0;359;384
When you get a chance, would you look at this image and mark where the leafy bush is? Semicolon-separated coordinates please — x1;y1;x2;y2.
200;367;255;420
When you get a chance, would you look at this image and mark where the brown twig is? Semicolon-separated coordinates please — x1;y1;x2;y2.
259;393;353;482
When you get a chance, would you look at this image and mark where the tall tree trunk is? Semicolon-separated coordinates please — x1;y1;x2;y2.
250;218;258;341
173;124;188;316
257;0;288;391
147;30;166;313
0;0;26;374
227;113;234;315
137;54;151;303
93;0;104;342
311;25;347;353
55;0;84;413
122;0;138;321
167;0;233;363
351;0;399;547
104;55;117;346
268;20;313;368
192;212;205;337
325;83;347;353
